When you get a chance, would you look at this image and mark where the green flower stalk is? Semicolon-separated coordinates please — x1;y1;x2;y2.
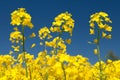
50;12;75;80
89;11;112;80
50;12;74;54
21;26;28;77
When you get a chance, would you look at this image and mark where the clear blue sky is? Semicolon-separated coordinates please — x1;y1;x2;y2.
0;0;120;64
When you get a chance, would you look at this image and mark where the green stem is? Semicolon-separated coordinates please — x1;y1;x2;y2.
22;26;28;77
97;28;102;80
97;45;102;80
61;62;66;80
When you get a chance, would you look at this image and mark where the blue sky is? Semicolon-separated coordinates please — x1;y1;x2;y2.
0;0;120;64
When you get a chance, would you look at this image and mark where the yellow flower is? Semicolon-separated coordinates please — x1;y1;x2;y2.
94;49;98;55
102;32;107;38
52;20;63;26
9;50;13;55
30;43;36;48
90;22;95;28
9;31;23;43
89;11;112;42
51;12;74;35
99;12;108;17
105;17;112;23
107;59;112;64
105;34;112;39
50;27;54;32
89;11;112;31
98;23;105;29
40;42;43;46
11;45;20;52
13;27;19;31
89;28;94;35
65;38;71;44
104;25;112;32
45;41;54;47
90;12;100;23
29;32;36;38
93;38;98;44
11;8;34;28
45;37;66;53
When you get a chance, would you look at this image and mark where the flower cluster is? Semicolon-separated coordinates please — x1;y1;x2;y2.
0;53;120;80
89;12;112;39
38;12;74;54
9;30;23;43
11;8;33;28
45;37;66;54
10;8;35;53
50;12;74;36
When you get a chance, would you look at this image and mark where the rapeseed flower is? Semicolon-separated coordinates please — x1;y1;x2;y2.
89;11;112;80
11;8;33;28
51;12;74;36
29;32;36;38
9;30;23;43
89;11;112;40
11;45;20;52
38;27;52;40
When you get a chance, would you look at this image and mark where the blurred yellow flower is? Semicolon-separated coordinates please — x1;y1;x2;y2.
65;38;71;44
30;43;36;48
40;42;43;46
29;32;36;38
9;50;13;55
93;38;98;44
94;49;98;55
11;45;20;52
106;59;112;64
104;25;112;32
13;27;19;31
98;23;105;29
102;32;107;38
89;28;94;35
90;22;95;28
105;34;112;39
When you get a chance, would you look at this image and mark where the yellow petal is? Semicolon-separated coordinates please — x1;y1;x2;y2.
105;26;112;32
90;22;95;28
105;34;112;39
90;29;94;35
102;32;107;38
